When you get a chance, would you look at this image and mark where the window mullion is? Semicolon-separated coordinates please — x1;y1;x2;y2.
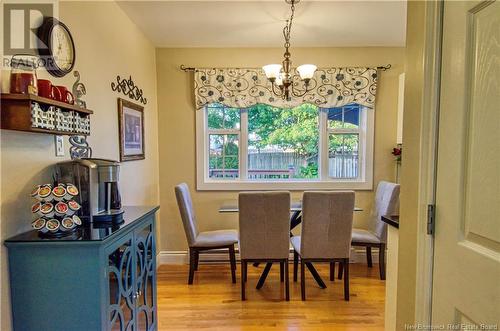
240;109;248;181
319;108;328;181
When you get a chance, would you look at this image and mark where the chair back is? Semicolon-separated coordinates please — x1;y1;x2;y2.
174;183;199;247
369;181;400;243
300;191;355;259
238;191;290;260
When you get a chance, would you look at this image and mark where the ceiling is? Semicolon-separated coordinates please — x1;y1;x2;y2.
117;0;407;48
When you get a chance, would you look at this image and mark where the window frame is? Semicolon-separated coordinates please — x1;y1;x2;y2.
196;104;374;191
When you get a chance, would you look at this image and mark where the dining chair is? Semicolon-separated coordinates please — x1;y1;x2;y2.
291;191;355;301
175;183;238;285
337;181;400;280
239;191;291;301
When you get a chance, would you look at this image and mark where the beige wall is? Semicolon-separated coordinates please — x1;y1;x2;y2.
155;47;405;252
0;2;159;330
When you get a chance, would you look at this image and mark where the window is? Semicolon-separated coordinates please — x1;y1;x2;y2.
207;104;240;179
197;103;374;190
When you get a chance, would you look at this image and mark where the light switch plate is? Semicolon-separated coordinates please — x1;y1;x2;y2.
55;135;64;157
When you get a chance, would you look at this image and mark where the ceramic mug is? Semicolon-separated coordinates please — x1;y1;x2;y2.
38;79;60;100
54;85;75;104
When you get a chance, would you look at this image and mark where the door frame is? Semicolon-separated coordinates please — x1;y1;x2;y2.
412;0;444;326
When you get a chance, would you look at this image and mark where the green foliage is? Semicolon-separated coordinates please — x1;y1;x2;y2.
206;103;360;179
299;162;318;178
207;104;240;129
329;134;359;155
248;104;319;157
209;134;239;171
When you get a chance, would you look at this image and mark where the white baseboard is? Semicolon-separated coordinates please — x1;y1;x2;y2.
157;247;380;266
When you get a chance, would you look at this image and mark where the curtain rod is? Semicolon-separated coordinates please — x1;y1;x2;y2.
179;64;392;72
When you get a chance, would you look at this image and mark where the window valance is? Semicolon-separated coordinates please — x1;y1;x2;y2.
194;67;378;109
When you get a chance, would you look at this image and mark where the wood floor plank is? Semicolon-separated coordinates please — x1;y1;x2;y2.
157;263;385;330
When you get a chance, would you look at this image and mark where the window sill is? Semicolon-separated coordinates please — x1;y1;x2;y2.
196;179;373;191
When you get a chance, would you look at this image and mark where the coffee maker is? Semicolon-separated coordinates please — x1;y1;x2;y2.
55;158;123;223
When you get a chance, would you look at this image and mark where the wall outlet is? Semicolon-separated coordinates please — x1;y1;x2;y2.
55;136;65;157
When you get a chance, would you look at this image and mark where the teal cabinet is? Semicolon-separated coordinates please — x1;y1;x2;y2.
5;206;159;331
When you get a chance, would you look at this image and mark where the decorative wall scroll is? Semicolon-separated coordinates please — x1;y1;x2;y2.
72;71;87;109
194;67;378;109
69;135;92;159
111;75;147;105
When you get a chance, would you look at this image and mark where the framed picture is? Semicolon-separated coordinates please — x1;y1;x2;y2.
118;98;145;161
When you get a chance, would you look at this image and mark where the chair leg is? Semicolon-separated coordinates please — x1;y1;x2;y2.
280;261;284;282
229;245;236;284
241;260;247;301
366;246;373;267
188;248;196;285
330;262;335;281
379;243;386;280
300;259;306;301
194;250;199;271
293;251;298;282
284;259;290;301
343;258;350;301
338;261;343;280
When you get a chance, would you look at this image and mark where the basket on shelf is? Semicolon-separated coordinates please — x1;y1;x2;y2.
31;102;55;130
74;112;91;135
54;108;75;132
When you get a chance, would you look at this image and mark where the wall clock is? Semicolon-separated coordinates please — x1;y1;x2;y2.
36;17;76;77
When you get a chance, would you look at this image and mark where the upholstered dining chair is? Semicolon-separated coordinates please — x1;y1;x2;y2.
337;181;400;280
175;183;238;285
291;191;355;301
239;191;291;301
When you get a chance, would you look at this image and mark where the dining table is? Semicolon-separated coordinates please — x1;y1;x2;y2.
219;200;363;290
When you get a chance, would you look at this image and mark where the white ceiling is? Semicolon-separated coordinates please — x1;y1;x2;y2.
117;0;407;48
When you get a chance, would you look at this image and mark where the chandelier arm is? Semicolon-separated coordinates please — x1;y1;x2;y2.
290;82;312;98
271;81;284;97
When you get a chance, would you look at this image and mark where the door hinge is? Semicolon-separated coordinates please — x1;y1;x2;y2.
427;204;436;235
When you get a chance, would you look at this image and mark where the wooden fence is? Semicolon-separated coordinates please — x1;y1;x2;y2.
209;151;358;179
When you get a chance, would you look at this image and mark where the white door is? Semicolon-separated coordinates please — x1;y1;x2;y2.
432;0;500;327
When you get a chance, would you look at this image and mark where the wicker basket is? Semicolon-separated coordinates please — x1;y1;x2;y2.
54;108;75;132
31;102;55;130
74;113;91;135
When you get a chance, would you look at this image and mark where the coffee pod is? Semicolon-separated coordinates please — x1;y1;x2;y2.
72;215;82;226
61;217;75;232
52;185;67;202
54;201;69;217
32;202;41;216
32;218;47;233
65;184;79;200
46;219;60;233
67;200;80;216
37;185;52;202
30;185;41;199
40;202;54;218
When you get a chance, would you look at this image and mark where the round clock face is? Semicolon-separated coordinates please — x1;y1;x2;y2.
36;17;75;77
50;24;74;72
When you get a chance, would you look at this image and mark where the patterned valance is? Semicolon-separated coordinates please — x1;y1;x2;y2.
194;67;378;109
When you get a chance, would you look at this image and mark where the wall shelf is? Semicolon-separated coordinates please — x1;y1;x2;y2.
1;93;93;136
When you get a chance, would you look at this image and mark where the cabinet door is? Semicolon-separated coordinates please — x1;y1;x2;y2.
134;219;157;331
106;233;136;331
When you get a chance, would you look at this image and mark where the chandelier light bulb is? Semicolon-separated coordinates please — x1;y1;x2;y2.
262;64;282;79
297;64;317;80
275;74;284;87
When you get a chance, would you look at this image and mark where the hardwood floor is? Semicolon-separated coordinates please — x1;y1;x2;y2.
157;262;385;330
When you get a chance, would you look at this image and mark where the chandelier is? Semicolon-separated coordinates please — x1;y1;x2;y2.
263;0;317;101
